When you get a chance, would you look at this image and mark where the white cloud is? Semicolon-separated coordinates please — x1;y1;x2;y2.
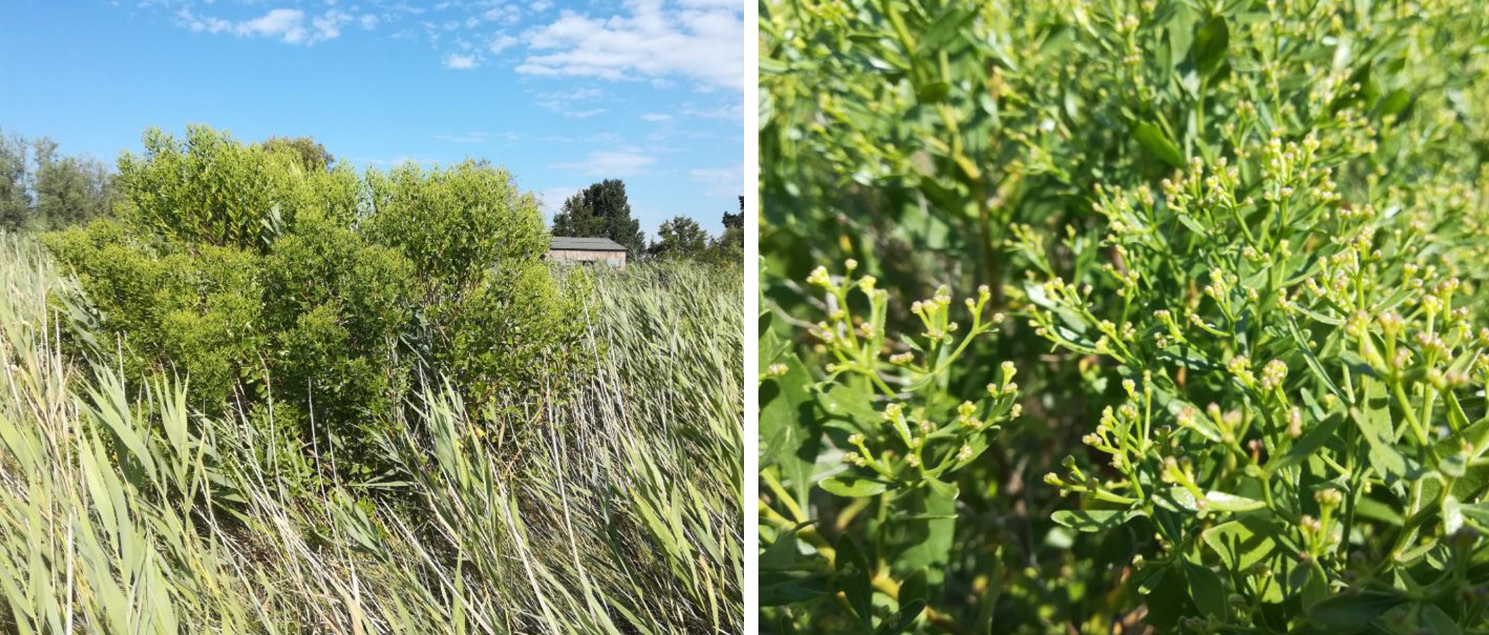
533;87;607;118
488;32;520;54
537;186;579;214
551;151;657;177
435;132;520;143
436;132;488;143
517;0;745;91
444;53;479;69
239;9;309;43
176;7;352;45
360;14;379;29
641;113;673;122
682;102;743;120
311;9;354;42
690;164;742;196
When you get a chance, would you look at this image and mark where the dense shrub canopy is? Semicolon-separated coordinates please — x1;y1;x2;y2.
43;126;583;478
762;0;1489;633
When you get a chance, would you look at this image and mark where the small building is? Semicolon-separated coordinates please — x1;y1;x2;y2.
548;236;627;267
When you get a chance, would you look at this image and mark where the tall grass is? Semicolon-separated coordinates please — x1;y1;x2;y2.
0;233;742;633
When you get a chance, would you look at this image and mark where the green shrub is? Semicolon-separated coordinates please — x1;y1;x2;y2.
761;0;1489;632
1025;140;1489;631
118;125;359;250
41;127;583;479
0;236;741;634
365;160;584;412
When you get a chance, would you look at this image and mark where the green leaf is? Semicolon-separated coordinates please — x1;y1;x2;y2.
1203;518;1279;571
874;599;925;635
759;347;819;505
819;474;890;498
1202;491;1266;512
760;570;831;606
835;535;874;627
760;530;799;570
1191;15;1229;76
1267;413;1342;475
1051;509;1124;533
1185;562;1227;618
898;570;928;609
1133;121;1185;168
1307;590;1406;631
1421;604;1462;635
919;4;976;52
884;480;958;586
1353;377;1407;480
1458;501;1489;528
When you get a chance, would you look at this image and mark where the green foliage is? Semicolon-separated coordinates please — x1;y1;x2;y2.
257;135;335;171
762;0;1489;632
116;125;359;251
0;131;27;231
551;178;646;256
42;126;584;479
650;215;710;260
366;160;581;411
0;130;115;232
0;236;741;633
1027;140;1489;630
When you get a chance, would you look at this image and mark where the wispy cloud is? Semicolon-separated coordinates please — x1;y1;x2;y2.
176;7;356;45
434;131;520;143
444;53;478;69
488;32;519;54
517;0;744;91
690;164;742;196
641;113;673;122
551;150;657;177
533;87;608;118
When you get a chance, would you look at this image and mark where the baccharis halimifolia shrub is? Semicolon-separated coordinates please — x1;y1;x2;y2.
1020;133;1489;631
759;261;1020;631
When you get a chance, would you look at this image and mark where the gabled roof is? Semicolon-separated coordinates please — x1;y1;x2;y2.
550;236;627;251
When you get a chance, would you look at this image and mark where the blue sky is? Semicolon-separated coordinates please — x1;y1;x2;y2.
0;0;743;235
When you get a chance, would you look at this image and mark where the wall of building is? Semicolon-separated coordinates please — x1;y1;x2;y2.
548;249;626;266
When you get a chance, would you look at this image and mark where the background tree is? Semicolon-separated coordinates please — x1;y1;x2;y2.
0;131;29;231
708;199;743;264
649;215;709;259
258;135;334;171
721;195;742;230
33;138;114;229
551;178;645;255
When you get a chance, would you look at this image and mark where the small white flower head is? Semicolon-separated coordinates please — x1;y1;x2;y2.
1260;359;1288;391
844;258;858;271
1422;294;1443;316
905;454;922;468
847;433;865;446
956;444;974;462
807;266;831;287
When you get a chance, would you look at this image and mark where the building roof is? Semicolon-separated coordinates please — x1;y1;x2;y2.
550;236;628;252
